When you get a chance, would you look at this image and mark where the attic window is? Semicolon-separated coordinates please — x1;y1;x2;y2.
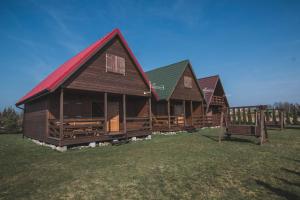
106;53;125;75
184;76;192;88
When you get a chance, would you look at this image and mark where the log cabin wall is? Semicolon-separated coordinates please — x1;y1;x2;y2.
23;97;48;142
65;36;149;98
171;65;203;101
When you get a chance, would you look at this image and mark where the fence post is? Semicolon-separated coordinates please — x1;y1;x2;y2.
219;111;224;143
260;107;266;145
280;111;284;130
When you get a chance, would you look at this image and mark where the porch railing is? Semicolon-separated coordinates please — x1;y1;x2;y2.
192;115;204;127
126;117;151;132
152;115;185;130
48;118;105;139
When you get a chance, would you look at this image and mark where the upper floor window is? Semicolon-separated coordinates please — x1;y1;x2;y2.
184;76;192;88
106;53;125;75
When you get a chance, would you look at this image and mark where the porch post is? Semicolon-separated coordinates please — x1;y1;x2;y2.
167;100;171;131
59;88;64;146
104;92;107;134
190;100;193;126
201;100;204;127
183;100;186;127
149;97;152;131
123;94;127;135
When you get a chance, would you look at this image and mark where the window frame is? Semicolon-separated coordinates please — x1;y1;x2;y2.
184;76;192;88
106;53;126;75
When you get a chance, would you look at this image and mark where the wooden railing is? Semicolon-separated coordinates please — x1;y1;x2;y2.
48;118;105;139
211;96;224;105
192;115;204;127
152;115;185;130
126;117;151;132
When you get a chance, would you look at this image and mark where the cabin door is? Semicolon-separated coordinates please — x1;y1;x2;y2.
174;104;184;125
108;101;120;133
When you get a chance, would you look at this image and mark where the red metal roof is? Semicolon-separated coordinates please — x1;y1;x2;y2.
16;29;157;105
198;75;228;107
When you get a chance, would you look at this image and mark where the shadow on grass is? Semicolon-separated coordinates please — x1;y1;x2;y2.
281;168;300;176
255;180;299;200
274;177;300;187
223;137;258;144
201;134;219;142
282;157;300;163
201;134;259;145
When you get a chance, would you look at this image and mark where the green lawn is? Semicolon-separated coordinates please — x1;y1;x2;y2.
0;129;299;200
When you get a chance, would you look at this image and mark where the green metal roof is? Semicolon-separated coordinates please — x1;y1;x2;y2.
146;60;189;100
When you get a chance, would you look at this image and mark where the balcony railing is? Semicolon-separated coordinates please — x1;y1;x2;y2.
211;96;224;105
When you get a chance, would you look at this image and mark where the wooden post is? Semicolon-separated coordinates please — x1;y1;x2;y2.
59;88;64;146
237;108;241;124
123;94;126;135
254;109;258;137
233;108;236;124
280;111;284;130
273;109;276;123
260;108;265;145
201;101;204;127
190;101;193;126
183;100;186;127
242;107;246;123
149;97;152;131
104;92;107;134
219;111;224;143
167;100;171;131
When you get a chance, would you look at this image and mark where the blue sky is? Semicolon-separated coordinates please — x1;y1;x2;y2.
0;0;299;109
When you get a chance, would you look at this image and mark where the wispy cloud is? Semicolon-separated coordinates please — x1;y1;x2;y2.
30;0;85;54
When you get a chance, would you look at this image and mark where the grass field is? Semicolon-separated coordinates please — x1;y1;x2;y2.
0;129;299;200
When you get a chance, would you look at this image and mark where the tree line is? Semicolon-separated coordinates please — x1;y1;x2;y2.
271;102;300;124
0;106;23;134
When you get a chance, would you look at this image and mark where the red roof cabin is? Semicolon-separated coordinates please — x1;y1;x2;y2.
16;29;157;147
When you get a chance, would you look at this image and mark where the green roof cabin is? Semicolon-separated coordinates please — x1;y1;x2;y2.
146;60;206;131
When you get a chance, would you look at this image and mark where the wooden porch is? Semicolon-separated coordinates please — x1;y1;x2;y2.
47;89;151;146
152;100;204;131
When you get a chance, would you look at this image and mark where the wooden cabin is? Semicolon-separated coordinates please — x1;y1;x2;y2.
16;29;158;147
198;75;229;126
146;60;206;131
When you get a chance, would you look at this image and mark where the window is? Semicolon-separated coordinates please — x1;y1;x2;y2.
92;102;104;118
106;53;125;75
184;76;192;88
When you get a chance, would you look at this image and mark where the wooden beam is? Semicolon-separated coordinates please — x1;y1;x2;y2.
104;92;107;134
183;100;186;127
260;109;265;145
167;100;171;131
59;88;64;146
123;94;126;135
149;97;152;131
190;101;193;126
